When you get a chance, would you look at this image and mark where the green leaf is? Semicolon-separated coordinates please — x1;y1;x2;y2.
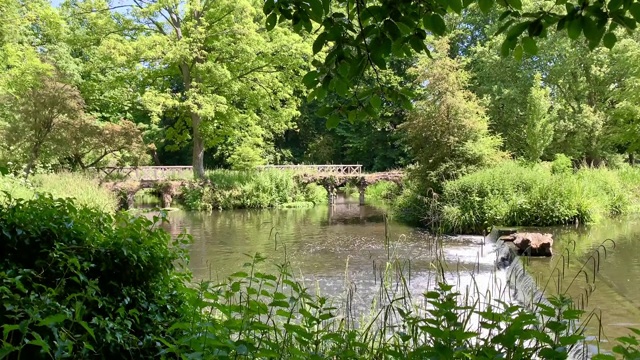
567;16;582;39
631;3;640;22
308;0;324;22
521;37;538;55
479;0;495;14
608;0;623;11
263;0;275;15
424;14;447;36
370;94;382;110
409;36;426;52
528;19;544;36
501;38;516;57
449;0;463;14
326;114;340;128
302;71;319;88
513;44;524;60
334;78;349;96
383;20;402;40
337;62;350;78
603;32;617;48
506;0;523;10
313;33;327;54
38;314;66;327
78;320;96;340
266;13;278;31
506;21;530;40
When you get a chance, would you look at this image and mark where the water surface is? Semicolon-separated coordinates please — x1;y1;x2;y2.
158;196;640;347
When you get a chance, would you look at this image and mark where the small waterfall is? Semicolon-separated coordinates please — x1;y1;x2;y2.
489;228;591;360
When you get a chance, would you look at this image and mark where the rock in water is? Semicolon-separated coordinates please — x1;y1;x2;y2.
500;232;553;257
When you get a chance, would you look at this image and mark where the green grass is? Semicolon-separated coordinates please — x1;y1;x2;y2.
439;161;640;233
346;181;401;203
0;172;118;212
181;169;326;211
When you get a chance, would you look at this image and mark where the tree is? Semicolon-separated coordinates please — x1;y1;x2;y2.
56;119;149;170
264;0;640;125
522;73;555;162
100;0;313;177
0;76;85;176
402;39;504;192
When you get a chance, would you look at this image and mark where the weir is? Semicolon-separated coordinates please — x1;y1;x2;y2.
488;228;592;360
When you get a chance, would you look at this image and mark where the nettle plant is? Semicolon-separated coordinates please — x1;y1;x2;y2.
160;252;640;360
0;194;191;359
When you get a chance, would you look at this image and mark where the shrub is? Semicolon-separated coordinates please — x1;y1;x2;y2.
0;195;190;359
365;181;401;201
439;161;636;233
551;153;573;174
180;169;325;210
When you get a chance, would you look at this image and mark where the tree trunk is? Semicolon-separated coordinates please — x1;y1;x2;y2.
191;112;206;179
629;152;635;166
24;144;42;179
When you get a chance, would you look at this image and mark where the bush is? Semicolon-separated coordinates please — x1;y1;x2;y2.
551;153;573;174
0;173;118;212
180;169;326;210
0;196;190;359
439;161;637;233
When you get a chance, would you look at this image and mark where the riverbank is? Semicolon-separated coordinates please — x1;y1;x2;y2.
0;172;118;212
4;195;640;359
387;161;640;234
180;169;326;211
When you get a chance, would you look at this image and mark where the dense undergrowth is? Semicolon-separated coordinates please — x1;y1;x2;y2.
180;169;326;211
2;196;640;359
0;173;118;212
389;161;640;233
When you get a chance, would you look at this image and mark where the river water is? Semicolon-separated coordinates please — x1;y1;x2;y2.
156;195;640;350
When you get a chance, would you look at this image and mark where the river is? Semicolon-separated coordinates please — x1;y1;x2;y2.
154;194;640;351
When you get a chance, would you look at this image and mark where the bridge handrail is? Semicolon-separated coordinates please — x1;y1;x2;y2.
89;166;194;181
256;164;362;175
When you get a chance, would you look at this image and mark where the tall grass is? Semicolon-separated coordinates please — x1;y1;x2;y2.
181;169;326;211
439;161;640;233
0;172;118;212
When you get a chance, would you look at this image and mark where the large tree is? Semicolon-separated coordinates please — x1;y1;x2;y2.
98;0;313;176
403;39;504;192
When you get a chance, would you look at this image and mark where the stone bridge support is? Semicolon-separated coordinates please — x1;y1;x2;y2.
358;184;367;206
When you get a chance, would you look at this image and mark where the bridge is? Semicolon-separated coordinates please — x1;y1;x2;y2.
94;165;404;209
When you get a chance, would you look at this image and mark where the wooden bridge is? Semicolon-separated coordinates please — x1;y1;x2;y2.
94;165;403;209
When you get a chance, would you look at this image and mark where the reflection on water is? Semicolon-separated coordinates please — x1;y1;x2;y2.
157;195;640;348
515;218;640;345
160;195;504;320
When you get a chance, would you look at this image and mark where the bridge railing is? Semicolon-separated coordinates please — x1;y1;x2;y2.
256;165;363;175
91;166;194;181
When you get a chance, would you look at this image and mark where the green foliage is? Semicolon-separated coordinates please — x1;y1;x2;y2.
0;173;118;212
363;181;401;202
3;195;640;359
551;154;573;175
440;161;639;233
263;0;640;126
522;73;555;162
0;196;190;359
181;170;326;211
403;40;505;193
161;254;640;359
